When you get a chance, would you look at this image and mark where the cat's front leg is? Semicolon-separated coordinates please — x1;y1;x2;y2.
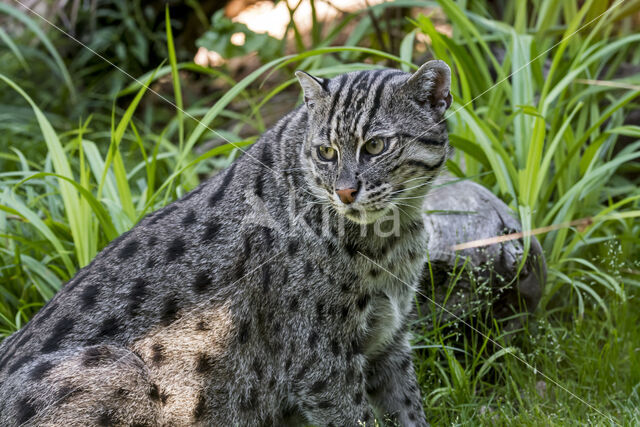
365;331;427;427
296;359;375;426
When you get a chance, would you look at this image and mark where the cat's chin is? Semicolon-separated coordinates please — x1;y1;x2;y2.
341;207;391;225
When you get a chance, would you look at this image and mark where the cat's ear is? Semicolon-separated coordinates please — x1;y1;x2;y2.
295;71;328;108
403;60;452;115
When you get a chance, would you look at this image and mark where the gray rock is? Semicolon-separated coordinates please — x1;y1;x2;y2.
419;175;546;329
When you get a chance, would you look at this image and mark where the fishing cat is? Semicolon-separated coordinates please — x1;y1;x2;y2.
0;60;452;426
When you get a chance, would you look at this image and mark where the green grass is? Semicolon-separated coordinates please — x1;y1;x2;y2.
1;0;639;424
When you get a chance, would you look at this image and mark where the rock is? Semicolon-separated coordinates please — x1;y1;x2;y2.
419;175;546;329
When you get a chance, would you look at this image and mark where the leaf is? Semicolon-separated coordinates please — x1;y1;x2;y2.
0;192;75;275
399;29;417;72
0;3;75;98
166;7;184;150
0;26;29;71
14;172;118;241
0;73;82;272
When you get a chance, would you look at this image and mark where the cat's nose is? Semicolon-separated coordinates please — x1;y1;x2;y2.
336;188;358;204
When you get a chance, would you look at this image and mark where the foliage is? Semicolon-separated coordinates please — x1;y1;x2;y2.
197;10;281;61
0;0;639;424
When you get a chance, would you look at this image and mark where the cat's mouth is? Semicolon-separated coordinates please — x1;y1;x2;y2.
339;205;391;224
327;189;394;224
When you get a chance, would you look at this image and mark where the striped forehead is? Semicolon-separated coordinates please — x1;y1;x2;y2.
322;69;406;143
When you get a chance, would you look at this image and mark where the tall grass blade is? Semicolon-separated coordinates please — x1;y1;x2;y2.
0;3;75;98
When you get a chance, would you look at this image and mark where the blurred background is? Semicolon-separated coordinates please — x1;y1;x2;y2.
0;0;639;423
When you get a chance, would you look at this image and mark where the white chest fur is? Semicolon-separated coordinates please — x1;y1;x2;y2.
355;225;427;357
363;287;411;357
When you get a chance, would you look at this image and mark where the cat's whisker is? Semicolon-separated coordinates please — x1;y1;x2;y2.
389;180;434;196
393;193;436;201
390;201;415;219
396;176;434;186
298;187;330;203
391;199;421;208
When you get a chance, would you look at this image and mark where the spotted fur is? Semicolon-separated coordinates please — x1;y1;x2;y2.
0;61;452;426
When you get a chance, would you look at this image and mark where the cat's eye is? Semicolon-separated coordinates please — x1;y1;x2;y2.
317;146;337;161
363;138;386;156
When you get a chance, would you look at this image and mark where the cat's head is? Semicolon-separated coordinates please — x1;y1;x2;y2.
296;60;452;224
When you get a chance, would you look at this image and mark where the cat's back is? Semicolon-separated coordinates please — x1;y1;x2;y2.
0;134;301;424
0;142;267;377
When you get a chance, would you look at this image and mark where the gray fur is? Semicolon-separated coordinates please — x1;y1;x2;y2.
0;61;452;426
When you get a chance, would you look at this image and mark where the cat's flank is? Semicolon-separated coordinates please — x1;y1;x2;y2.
0;61;452;426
